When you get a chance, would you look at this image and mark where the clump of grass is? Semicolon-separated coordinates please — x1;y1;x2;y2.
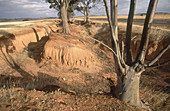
140;84;169;111
0;86;30;110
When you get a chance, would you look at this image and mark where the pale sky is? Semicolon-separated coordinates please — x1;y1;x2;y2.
0;0;169;19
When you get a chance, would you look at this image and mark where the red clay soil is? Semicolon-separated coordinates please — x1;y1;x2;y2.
0;87;144;111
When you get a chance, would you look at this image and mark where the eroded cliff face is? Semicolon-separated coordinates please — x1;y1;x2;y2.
0;24;58;52
44;34;99;68
0;21;114;94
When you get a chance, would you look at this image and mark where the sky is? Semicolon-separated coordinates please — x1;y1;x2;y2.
0;0;169;19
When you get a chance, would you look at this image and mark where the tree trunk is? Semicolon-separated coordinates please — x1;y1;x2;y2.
60;3;71;34
67;13;71;22
120;67;143;107
83;10;86;21
109;0;123;98
86;6;89;22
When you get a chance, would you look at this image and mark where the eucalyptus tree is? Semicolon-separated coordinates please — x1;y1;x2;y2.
67;0;79;20
46;0;72;34
76;0;101;22
103;0;170;108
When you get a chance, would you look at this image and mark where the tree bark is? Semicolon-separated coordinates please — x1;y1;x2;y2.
110;0;123;98
147;44;170;67
103;0;125;74
120;66;149;109
136;0;158;63
125;0;136;65
60;2;71;34
86;6;89;22
120;67;142;106
110;0;119;73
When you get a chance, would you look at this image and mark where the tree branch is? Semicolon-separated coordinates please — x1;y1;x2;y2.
82;1;86;6
125;0;136;65
65;0;71;9
146;44;170;67
54;0;61;6
110;0;126;70
79;10;85;15
50;3;60;10
70;34;118;58
110;0;118;39
136;0;158;64
122;41;124;60
145;60;170;69
103;0;125;74
131;36;137;41
90;37;118;57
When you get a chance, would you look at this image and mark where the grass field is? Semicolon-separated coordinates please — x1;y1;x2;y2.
82;13;170;19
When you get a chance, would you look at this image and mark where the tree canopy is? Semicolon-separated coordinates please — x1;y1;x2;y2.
76;0;101;22
46;0;79;19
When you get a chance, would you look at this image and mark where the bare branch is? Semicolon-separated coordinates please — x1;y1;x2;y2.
65;0;71;9
147;44;170;66
110;0;127;68
79;10;85;15
131;36;137;41
136;0;158;63
50;3;60;10
90;37;118;57
145;60;170;69
103;0;125;74
125;0;136;65
121;41;124;60
110;0;118;32
70;34;118;57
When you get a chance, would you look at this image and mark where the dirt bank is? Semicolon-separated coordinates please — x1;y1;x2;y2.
0;19;169;111
0;22;58;52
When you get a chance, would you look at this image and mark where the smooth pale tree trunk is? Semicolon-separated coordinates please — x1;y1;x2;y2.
120;67;142;106
103;0;166;110
60;3;71;34
120;66;149;109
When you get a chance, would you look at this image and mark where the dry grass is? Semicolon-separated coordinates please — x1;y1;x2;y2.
140;83;169;111
0;85;67;110
87;14;170;20
0;19;57;33
0;87;30;110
